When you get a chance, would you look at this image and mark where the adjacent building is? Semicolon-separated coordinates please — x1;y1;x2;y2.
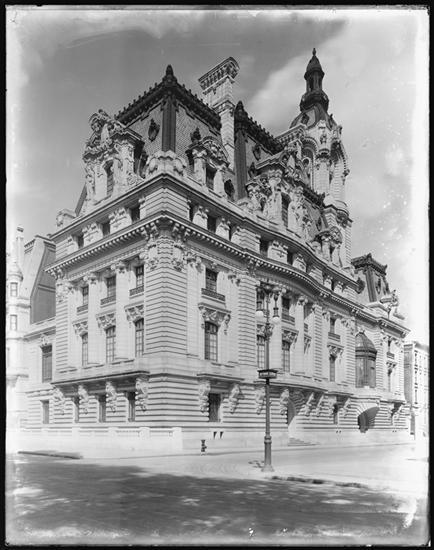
14;51;413;454
404;341;429;439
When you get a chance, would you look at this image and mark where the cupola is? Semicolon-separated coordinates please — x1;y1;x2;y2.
300;48;329;113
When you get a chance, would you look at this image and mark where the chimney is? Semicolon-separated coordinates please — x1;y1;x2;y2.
15;225;24;268
198;57;239;170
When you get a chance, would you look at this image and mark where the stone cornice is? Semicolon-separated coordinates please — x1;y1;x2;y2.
351;253;387;275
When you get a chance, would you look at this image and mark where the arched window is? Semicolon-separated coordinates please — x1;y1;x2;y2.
355;332;377;388
224;179;235;202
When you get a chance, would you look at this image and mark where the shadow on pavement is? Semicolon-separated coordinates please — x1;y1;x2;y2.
6;454;429;546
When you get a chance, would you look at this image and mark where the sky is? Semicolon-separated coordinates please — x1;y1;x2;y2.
6;7;429;343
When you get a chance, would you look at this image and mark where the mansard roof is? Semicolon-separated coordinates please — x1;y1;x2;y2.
234;101;283;155
116;65;221;130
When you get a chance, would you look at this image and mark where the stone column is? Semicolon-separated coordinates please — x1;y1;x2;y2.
322;308;330;380
294;295;306;374
84;272;100;365
112;261;129;360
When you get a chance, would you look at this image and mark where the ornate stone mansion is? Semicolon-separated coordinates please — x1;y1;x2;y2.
7;51;413;455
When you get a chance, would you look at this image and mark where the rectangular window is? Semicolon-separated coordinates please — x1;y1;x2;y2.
127;392;136;422
329;355;336;382
204;322;218;361
135;319;144;357
207;215;217;233
282;340;291;372
74;397;80;423
77;234;84;249
42;345;53;382
81;333;88;367
42;400;50;424
205;269;218;292
208;393;221;422
10;314;17;331
98;395;107;423
101;221;110;237
257;335;265;369
287;250;293;265
259;239;269;257
282;297;291;320
387;368;392;392
330;317;336;334
106;276;116;298
135;265;144;288
106;326;116;363
10;282;18;297
82;285;89;305
130;205;140;223
282;197;289;226
206;166;216;190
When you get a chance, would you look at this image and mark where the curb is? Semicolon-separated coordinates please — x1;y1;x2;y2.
268;474;367;489
18;450;83;460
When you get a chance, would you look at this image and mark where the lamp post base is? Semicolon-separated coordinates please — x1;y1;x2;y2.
262;435;274;472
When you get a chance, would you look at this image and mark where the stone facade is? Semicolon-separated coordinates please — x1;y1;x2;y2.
14;51;413;454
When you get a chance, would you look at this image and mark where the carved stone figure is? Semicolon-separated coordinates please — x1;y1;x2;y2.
53;387;66;415
135;377;149;411
228;383;241;413
279;388;290;415
254;385;266;414
106;381;117;412
198;380;211;413
78;384;89;414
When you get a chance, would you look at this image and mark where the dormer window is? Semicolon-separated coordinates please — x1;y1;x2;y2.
206;166;216;190
207;215;217;233
224;180;235;202
282;197;289;226
101;221;110;237
130;205;140;223
105;162;114;196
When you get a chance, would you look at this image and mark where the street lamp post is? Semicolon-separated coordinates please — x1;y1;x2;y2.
256;281;280;473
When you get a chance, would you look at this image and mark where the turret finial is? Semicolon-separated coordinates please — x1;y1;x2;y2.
166;64;174;77
312;48;316;56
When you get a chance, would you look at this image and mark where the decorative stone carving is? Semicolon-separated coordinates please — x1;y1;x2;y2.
135;376;149;411
312;394;326;416
106;381;117;412
245;174;271;212
201;136;229;164
97;313;116;330
328;344;343;358
279;388;290;415
254;385;266;414
252;143;261;161
73;321;88;336
190;127;202;143
148;119;160;142
78;384;89;414
199;306;231;334
228;383;241;413
125;304;144;323
324;395;337;416
53;387;66;415
146;150;186;178
39;333;52;348
110;260;127;274
83;272;98;285
282;329;298;345
300;392;315;416
198;379;211;413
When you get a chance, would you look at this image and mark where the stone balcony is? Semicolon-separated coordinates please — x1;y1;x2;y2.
201;287;225;303
76;304;88;314
129;285;144;298
328;332;341;343
101;294;116;306
281;311;295;324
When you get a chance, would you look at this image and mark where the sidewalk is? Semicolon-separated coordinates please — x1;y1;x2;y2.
74;441;428;498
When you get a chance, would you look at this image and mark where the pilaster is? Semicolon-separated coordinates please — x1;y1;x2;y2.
112;261;129;359
294;295;306;374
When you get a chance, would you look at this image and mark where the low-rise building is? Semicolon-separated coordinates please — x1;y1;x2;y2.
404;341;429;439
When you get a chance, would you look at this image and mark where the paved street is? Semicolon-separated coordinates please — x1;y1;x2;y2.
6;444;428;546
